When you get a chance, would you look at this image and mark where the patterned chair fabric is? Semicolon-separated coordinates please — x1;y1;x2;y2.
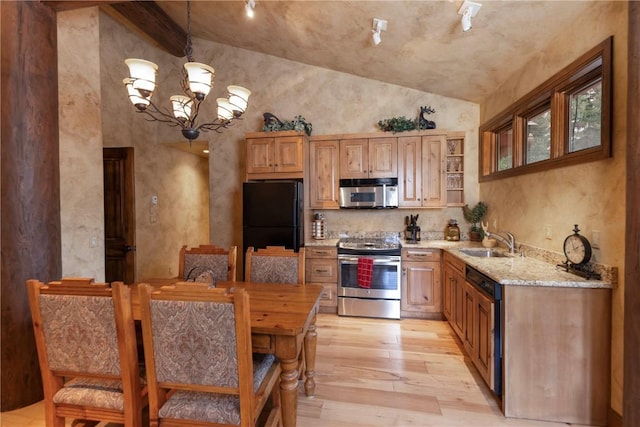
245;246;305;285
40;294;121;375
248;255;300;284
26;279;146;427
140;286;281;427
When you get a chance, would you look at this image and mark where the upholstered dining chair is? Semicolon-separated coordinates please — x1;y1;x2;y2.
244;246;307;381
179;244;238;284
26;278;147;427
244;246;305;285
138;284;282;427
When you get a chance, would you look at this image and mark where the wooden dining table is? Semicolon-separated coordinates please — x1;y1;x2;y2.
129;278;323;427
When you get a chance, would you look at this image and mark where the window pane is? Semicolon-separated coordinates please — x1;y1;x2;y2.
569;79;602;152
526;109;551;164
497;127;512;171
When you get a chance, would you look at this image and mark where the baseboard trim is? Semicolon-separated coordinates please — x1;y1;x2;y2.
609;407;622;427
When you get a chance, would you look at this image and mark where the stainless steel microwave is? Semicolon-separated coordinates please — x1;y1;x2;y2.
339;178;398;209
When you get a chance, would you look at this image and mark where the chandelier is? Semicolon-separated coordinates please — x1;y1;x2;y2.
123;1;251;141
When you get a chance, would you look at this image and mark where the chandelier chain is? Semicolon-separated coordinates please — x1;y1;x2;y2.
184;0;194;62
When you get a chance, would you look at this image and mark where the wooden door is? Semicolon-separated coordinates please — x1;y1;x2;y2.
398;136;422;207
103;147;136;284
274;136;303;173
309;140;339;209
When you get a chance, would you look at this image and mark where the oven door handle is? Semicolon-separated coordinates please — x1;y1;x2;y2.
338;256;400;265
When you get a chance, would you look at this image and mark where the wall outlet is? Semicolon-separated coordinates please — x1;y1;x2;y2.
592;230;601;249
545;224;552;240
151;195;158;205
89;236;98;248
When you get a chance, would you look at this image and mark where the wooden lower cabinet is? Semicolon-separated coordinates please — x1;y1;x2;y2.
305;246;338;313
443;252;495;392
443;252;466;338
463;280;494;390
502;285;611;426
473;289;494;387
401;248;441;319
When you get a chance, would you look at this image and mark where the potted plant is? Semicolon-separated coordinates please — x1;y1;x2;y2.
462;202;488;241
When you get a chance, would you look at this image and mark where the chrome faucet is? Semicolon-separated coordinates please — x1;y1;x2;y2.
485;230;516;254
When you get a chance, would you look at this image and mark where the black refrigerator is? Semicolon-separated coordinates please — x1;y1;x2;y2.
242;180;304;262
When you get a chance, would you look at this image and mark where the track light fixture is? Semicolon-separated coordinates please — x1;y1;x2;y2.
245;0;255;18
457;0;482;32
371;18;387;46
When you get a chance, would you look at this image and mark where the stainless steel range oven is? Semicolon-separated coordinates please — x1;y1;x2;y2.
337;238;402;319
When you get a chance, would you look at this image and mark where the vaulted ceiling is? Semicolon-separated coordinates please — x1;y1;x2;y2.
50;0;599;104
145;1;598;104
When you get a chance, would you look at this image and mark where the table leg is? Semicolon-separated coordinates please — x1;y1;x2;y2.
279;355;299;427
303;316;318;397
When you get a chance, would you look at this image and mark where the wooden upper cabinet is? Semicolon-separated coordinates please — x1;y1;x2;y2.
246;132;305;179
398;134;446;208
309;140;340;209
398;136;422;207
421;134;446;207
339;138;368;178
246;137;274;174
339;137;397;179
275;137;304;173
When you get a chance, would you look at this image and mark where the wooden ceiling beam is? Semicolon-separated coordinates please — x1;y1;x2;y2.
41;1;125;12
42;1;187;57
108;1;187;57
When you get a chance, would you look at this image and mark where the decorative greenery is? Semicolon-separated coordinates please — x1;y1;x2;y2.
378;116;418;133
462;202;488;235
262;113;312;136
378;105;436;133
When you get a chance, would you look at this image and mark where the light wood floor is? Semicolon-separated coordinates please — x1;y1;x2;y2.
1;314;593;427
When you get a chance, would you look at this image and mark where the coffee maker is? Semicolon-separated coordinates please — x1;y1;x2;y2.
404;214;421;243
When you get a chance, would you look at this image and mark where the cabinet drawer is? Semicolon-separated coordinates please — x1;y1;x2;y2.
443;251;465;274
305;258;338;282
306;246;337;258
402;248;441;262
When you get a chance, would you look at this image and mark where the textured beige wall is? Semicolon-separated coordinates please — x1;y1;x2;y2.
479;1;627;414
58;8;106;281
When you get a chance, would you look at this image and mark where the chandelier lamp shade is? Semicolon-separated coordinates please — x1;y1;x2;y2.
123;2;251;142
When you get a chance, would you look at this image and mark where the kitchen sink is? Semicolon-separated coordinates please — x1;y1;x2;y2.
459;248;508;258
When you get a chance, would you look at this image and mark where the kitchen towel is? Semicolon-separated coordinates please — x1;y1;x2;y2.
357;257;373;288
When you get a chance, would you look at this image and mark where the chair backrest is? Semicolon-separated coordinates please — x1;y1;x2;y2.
245;246;305;284
26;278;143;426
139;285;257;426
178;244;238;283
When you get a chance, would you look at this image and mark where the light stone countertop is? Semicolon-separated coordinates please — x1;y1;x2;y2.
305;239;613;289
445;247;612;289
